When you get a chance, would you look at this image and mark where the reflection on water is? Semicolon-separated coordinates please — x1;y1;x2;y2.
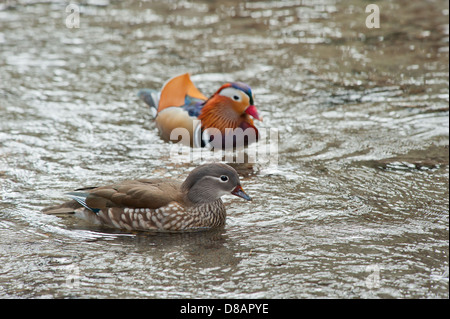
0;0;448;298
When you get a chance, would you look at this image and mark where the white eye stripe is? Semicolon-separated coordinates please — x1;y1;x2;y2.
219;87;244;102
209;175;229;183
206;175;230;183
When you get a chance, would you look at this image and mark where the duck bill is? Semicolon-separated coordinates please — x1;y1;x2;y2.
231;185;252;201
245;105;262;121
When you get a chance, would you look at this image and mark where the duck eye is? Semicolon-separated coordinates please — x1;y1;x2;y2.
233;95;240;101
220;175;229;182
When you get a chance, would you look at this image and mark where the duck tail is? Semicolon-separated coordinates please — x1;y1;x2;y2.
137;89;160;118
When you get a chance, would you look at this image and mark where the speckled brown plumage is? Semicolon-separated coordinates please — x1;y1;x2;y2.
43;163;251;232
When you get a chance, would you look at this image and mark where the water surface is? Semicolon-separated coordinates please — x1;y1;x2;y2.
0;0;448;298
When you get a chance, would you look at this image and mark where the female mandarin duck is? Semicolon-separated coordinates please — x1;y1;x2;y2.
138;73;262;148
43;163;251;232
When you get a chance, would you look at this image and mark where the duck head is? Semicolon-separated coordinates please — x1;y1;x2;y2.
181;163;252;204
198;82;262;132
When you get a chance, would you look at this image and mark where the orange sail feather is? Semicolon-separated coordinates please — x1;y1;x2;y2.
158;73;207;112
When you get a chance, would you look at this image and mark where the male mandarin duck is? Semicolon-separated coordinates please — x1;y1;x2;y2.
43;163;251;232
138;73;262;148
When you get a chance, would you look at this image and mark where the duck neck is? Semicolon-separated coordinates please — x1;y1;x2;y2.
198;101;241;132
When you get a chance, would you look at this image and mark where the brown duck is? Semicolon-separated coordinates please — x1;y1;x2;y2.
43;163;251;232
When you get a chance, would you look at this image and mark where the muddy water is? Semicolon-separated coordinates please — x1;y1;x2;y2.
0;0;448;298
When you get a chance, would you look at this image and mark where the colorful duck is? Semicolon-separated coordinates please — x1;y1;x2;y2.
138;73;262;148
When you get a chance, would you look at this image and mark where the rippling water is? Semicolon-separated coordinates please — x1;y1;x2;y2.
0;0;448;298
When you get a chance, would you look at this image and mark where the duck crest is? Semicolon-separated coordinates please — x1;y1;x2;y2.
230;82;254;105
